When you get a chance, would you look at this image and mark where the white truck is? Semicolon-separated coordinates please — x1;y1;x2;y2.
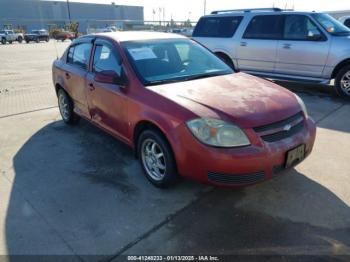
0;30;24;44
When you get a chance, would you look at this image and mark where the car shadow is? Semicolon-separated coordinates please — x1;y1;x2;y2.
4;119;350;258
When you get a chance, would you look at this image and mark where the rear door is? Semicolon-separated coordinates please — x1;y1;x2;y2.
86;39;129;140
236;15;283;72
62;41;92;118
275;14;330;78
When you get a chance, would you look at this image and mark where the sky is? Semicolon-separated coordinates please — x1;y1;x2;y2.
58;0;350;21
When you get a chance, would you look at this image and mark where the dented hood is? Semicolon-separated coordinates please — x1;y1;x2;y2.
147;73;301;128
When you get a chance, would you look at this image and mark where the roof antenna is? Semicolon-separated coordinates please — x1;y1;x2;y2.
53;37;59;59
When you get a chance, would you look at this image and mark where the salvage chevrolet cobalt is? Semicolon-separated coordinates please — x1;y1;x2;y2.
52;32;316;188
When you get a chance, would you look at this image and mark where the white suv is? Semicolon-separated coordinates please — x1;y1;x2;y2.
193;8;350;98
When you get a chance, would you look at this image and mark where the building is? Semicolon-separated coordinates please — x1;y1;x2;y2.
327;10;350;20
0;0;144;33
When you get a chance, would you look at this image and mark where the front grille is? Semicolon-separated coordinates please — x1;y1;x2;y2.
208;171;265;185
254;112;304;143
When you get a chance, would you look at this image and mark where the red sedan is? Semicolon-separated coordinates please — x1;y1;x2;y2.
52;32;316;188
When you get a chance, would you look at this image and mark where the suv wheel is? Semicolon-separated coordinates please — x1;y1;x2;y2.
1;38;6;44
335;65;350;99
35;38;39;43
18;36;23;43
216;53;235;70
57;89;80;125
137;129;178;188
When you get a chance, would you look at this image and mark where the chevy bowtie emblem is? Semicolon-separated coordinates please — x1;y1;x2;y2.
283;124;292;131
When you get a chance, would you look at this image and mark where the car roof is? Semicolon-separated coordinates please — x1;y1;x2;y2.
92;31;187;42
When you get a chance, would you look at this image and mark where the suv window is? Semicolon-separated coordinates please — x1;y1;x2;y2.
345;18;350;28
67;43;92;70
243;15;283;39
193;16;243;38
93;43;121;75
284;15;322;40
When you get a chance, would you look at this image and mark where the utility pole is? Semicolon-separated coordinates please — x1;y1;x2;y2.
203;0;206;15
66;0;72;23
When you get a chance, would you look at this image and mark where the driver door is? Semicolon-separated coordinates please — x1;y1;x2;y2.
86;39;129;141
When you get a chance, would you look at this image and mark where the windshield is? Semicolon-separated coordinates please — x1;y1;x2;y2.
312;13;350;36
122;39;233;85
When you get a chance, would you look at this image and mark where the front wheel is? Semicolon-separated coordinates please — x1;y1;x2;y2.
335;65;350;99
57;89;80;125
137;129;178;188
35;38;39;43
1;38;6;44
18;36;23;43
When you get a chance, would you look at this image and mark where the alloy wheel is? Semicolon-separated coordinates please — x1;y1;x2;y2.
141;138;167;181
340;70;350;96
58;92;70;121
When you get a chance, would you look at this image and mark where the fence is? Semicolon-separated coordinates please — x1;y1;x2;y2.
0;18;197;35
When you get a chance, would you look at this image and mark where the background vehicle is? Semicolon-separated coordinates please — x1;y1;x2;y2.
192;8;350;98
24;29;49;43
0;30;24;44
52;31;75;42
339;16;350;28
52;32;316;188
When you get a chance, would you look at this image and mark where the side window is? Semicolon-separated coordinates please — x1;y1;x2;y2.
243;15;283;39
66;43;92;70
93;44;121;75
67;46;74;64
345;18;350;29
284;15;322;40
193;16;243;38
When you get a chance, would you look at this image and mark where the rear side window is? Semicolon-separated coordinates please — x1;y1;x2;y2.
67;43;92;70
243;15;283;39
193;16;243;38
345;18;350;28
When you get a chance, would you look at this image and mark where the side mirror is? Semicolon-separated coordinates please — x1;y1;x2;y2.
307;30;323;41
94;69;127;87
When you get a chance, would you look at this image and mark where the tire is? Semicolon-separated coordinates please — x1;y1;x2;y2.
216;53;235;70
26;40;30;44
46;37;49;42
35;38;39;43
137;129;178;188
18;36;23;43
335;65;350;99
1;38;6;45
57;89;80;125
9;40;13;44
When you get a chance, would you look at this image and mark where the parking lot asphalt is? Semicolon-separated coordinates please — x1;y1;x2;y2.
0;41;349;261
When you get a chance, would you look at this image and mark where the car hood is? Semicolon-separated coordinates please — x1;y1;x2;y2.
146;73;301;128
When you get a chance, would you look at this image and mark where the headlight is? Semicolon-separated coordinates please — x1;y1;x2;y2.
186;118;250;147
294;94;308;118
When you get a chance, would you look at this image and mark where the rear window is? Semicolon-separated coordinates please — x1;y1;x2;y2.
193;16;243;38
243;15;283;39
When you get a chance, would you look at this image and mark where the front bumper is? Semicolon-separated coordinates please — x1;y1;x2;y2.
172;118;316;187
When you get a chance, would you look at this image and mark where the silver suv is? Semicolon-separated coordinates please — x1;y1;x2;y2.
193;8;350;98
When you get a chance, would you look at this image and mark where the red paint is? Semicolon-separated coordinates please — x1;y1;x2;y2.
53;33;316;187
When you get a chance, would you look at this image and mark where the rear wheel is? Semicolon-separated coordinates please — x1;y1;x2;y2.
8;40;13;44
335;65;350;99
35;38;39;43
1;38;6;44
216;53;235;70
57;89;80;125
137;129;178;188
46;37;49;42
17;36;23;43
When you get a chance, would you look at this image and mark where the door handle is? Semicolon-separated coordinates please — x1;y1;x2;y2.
240;42;247;47
283;43;292;49
65;72;71;79
88;83;95;91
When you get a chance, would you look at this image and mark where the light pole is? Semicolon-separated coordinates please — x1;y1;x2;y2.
203;0;206;15
66;0;72;23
